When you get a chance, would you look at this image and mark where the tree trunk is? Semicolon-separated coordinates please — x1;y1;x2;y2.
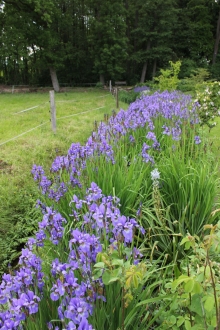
212;10;220;65
49;66;60;92
152;59;157;79
100;73;105;85
140;41;151;83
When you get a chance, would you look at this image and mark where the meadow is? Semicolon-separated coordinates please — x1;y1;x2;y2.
1;85;220;329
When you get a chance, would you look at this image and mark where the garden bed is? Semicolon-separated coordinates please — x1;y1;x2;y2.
0;90;220;329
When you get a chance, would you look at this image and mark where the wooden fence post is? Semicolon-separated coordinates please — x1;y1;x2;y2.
115;87;119;108
109;80;112;93
49;90;56;133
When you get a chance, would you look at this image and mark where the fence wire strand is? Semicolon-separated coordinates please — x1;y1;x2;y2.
0;121;50;147
56;106;105;120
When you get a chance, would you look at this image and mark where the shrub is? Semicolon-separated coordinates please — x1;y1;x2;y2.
154;61;181;91
177;68;210;94
156;222;220;329
118;85;150;105
95;82;103;88
194;81;220;128
118;89;138;104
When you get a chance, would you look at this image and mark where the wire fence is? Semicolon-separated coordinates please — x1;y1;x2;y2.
14;102;49;114
0;122;50;147
0;92;115;147
56;107;105;121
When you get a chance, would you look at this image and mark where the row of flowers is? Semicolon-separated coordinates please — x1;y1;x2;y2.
32;91;200;203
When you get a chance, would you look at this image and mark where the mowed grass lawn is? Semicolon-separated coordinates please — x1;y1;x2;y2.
0;88;127;174
0;88;127;273
0;89;121;168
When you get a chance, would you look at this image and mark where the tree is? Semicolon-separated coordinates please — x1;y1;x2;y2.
88;0;128;84
210;0;220;65
127;0;178;83
0;0;91;90
174;0;213;66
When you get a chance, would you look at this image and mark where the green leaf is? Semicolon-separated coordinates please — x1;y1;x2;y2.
102;271;111;285
110;250;119;258
165;282;172;289
172;275;190;290
208;326;215;330
132;274;139;289
174;264;181;278
184;278;194;292
197;273;204;283
94;262;105;268
205;267;211;280
191;294;203;317
185;241;192;250
193;282;202;294
108;277;119;284
136;294;174;307
112;268;122;277
169;315;176;325
93;269;103;280
124;247;132;256
180;236;190;245
177;316;185;327
191;325;206;330
211;314;217;327
204;296;215;312
185;319;191;330
111;259;124;266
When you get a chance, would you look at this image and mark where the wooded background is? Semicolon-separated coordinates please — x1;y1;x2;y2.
0;0;220;89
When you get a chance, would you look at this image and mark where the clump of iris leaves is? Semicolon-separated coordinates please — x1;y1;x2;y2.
0;90;219;330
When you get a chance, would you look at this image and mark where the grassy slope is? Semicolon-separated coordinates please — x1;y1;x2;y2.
0;89;127;273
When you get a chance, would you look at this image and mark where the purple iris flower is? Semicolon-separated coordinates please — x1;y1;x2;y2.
194;135;201;144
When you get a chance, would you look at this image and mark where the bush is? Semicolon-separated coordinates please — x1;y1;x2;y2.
95;82;103;88
156;223;220;329
118;89;138;104
194;81;220;128
177;68;210;94
153;61;181;91
119;85;150;104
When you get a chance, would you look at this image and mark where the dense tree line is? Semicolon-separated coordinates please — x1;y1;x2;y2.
0;0;220;89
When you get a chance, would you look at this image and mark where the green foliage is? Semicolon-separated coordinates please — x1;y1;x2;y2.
178;59;199;79
0;0;218;87
128;0;178;82
137;112;220;263
178;68;210;93
88;0;128;82
195;81;220;128
118;90;139;104
0;185;40;275
210;61;220;80
141;153;219;263
91;245;170;330
154;61;181;91
83;140;153;216
95;82;104;88
157;222;220;329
